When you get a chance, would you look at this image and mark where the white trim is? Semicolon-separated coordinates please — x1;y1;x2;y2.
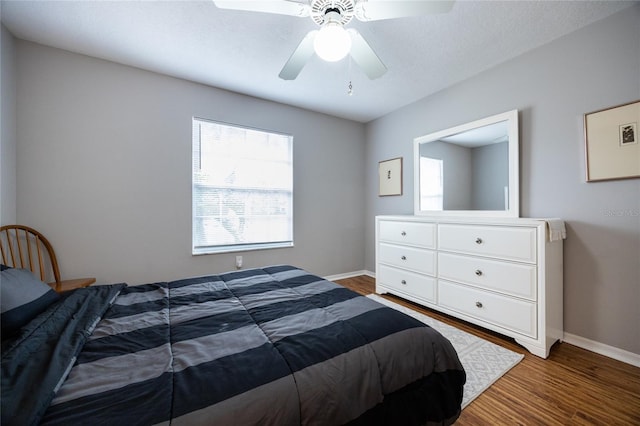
324;270;375;282
413;109;519;218
563;332;640;368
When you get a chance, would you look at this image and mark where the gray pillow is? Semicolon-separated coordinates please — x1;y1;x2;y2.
1;268;60;337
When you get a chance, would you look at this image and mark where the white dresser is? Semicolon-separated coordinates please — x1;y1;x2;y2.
375;215;564;358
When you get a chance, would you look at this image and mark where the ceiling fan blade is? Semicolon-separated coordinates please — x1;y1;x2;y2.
279;30;317;80
355;0;454;21
214;0;310;17
347;29;387;79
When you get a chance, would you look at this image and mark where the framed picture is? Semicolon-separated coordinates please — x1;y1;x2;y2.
379;157;403;196
584;100;640;182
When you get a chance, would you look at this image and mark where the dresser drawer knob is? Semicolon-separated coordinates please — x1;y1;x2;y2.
401;255;407;260
401;280;407;285
475;237;483;244
475;301;483;308
475;269;483;276
401;231;406;236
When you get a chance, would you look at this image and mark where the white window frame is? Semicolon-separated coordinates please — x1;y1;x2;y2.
192;118;294;255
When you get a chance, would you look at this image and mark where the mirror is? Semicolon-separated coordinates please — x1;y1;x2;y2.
414;110;519;217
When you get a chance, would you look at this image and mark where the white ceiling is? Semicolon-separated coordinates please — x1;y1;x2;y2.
1;0;636;123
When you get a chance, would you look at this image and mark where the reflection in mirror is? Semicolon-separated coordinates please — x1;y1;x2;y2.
419;157;444;210
419;121;508;211
414;110;519;217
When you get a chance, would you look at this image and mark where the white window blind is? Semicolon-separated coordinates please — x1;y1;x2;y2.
192;118;293;254
420;157;444;211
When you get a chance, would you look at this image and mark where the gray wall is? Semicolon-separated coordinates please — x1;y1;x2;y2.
1;24;17;224
471;141;508;210
365;6;640;355
12;40;366;285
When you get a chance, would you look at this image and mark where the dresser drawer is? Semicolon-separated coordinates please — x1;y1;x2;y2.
438;224;537;263
438;280;537;338
378;265;436;303
379;243;436;275
438;253;537;301
378;220;436;249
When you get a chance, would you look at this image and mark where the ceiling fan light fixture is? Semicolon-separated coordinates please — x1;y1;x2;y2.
313;22;352;62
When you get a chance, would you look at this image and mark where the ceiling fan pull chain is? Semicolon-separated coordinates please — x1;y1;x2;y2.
347;55;353;96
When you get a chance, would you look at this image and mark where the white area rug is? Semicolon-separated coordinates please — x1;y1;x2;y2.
367;294;524;408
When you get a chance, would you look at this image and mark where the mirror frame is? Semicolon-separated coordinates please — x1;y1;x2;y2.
413;109;519;217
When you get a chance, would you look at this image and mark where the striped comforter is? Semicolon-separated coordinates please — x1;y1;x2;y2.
3;265;465;425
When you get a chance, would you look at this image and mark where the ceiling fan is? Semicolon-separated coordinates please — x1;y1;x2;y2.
213;0;455;80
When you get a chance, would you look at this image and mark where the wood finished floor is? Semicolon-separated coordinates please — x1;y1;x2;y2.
334;275;640;425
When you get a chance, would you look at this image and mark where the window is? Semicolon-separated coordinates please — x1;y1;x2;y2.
420;157;444;211
192;118;293;254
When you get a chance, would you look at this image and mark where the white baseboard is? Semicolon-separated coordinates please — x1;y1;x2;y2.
324;270;375;282
563;332;640;368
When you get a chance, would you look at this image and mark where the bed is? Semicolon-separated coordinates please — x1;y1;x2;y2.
1;265;465;425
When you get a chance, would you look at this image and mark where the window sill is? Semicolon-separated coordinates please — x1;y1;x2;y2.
192;241;294;255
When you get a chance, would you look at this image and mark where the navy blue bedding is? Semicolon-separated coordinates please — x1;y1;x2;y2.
1;265;465;425
1;284;125;426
